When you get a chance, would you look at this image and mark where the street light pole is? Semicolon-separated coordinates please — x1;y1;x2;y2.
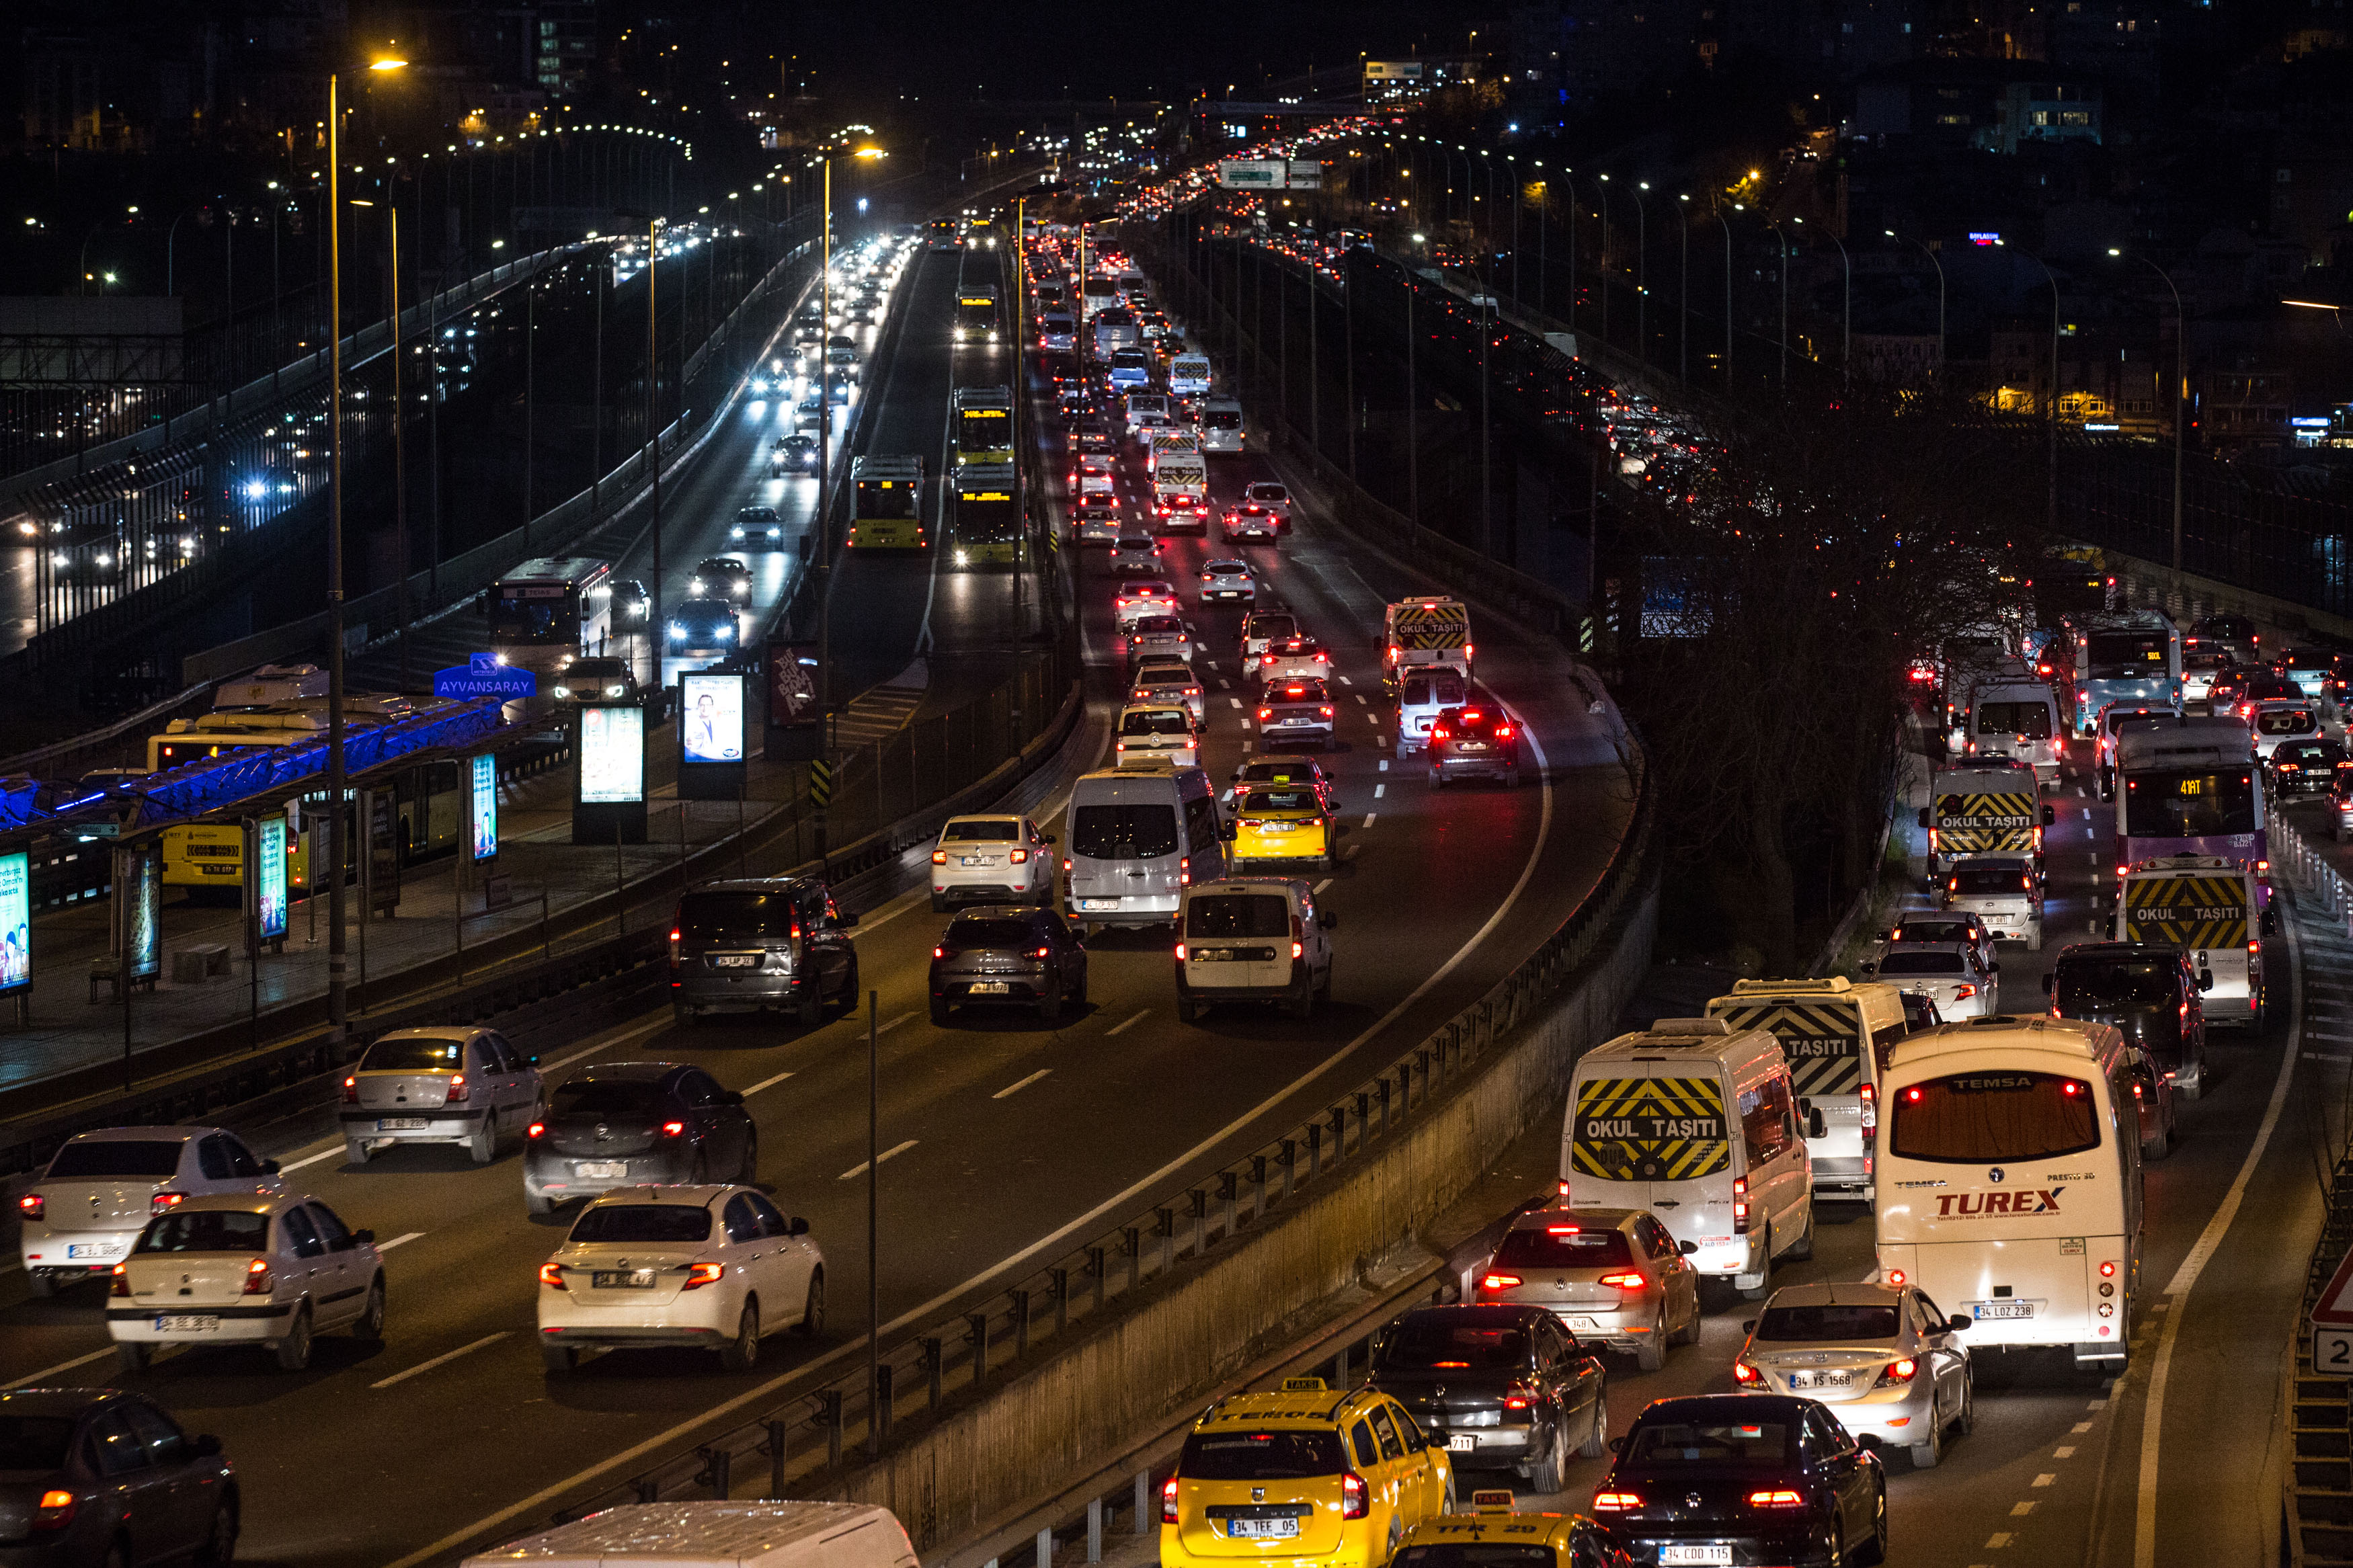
1889;231;1945;383
1632;182;1649;365
1717;207;1734;393
1768;220;1790;389
2003;242;2063;536
1795;218;1850;390
2111;247;2186;572
327;69;348;1055
1596;173;1612;347
647;214;665;699
1677;194;1690;386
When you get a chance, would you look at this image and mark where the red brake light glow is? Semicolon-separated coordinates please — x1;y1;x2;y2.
241;1257;273;1295
681;1262;725;1290
526;1121;545;1139
1478;1272;1522;1291
1747;1489;1805;1508
109;1263;129;1296
342;1075;358;1104
151;1192;186;1215
32;1490;77;1531
539;1262;567;1290
1341;1473;1369;1520
1592;1491;1641;1513
1596;1272;1648;1290
662;1120;686;1137
1162;1479;1179;1524
1733;1360;1763;1385
18;1193;42;1221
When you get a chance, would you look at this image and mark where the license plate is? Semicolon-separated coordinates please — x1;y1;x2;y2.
1078;899;1120;911
1565;1316;1599;1329
377;1118;429;1130
712;954;758;968
1971;1301;2038;1320
1786;1370;1853;1390
1192;948;1234;962
66;1243;121;1260
1447;1434;1477;1452
969;981;1010;995
155;1315;219;1332
1226;1520;1299;1540
960;856;984;866
1457;741;1489;751
575;1161;629;1179
593;1270;658;1288
1660;1549;1732;1567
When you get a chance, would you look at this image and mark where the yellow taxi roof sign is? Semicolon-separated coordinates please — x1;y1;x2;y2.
1279;1376;1327;1393
1470;1489;1516;1515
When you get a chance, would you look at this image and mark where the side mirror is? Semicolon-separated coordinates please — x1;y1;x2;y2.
1859;962;1876;977
1808;1107;1827;1140
1220;823;1236;841
723;1090;746;1106
2199;971;2215;992
1741;1319;1757;1335
788;1216;810;1236
1319;911;1338;930
1856;1434;1884;1454
1916;807;1931;830
352;1229;376;1244
2042;804;2057;827
1679;1240;1698;1255
260;1159;282;1175
1948;1315;1973;1333
528;1055;541;1067
838;911;860;928
1041;833;1058;845
2264;906;2279;935
1609;1436;1628;1456
2041;973;2054;994
1989;963;2002;976
191;1434;223;1459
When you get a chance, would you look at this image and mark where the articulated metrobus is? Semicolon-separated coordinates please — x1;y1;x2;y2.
848;455;928;550
489;556;619;679
950;463;1021;568
2113;715;2267;906
952;386;1015;468
953;284;1001;346
1876;1017;2143;1370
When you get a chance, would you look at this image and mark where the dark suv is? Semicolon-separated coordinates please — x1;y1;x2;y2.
2044;941;2207;1100
1427;704;1524;788
669;877;859;1026
524;1062;757;1214
929;906;1088;1024
1367;1304;1605;1495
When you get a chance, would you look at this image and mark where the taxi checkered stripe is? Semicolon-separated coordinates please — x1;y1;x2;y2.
1570;1076;1729;1180
1711;1002;1863;1097
2122;874;2248;949
1935;790;2036;854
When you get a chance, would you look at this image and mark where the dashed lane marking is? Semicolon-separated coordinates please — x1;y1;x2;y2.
992;1071;1051;1100
838;1141;917;1180
746;1070;797;1095
1363;813;1378;827
1106;1009;1150;1037
371;1332;508;1391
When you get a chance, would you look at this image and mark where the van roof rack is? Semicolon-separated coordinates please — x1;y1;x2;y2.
1647;1018;1733;1036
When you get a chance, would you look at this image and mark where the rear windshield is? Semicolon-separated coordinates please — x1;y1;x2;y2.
1877;951;1966;975
1178;1430;1347;1481
1270;682;1328;703
1950;864;2030;896
1238;790;1320;813
1238;764;1318;786
942;821;1016;841
1394;1550;1553;1568
135;1210;270;1254
0;1417;76;1470
1977;702;2052;739
1247;616;1298;641
1121;710;1191;736
569;1205;712;1244
1890;919;1974;944
1132;617;1185;636
2055;961;2176;1009
678;892;799;940
1377;1321;1531;1370
48;1141;184;1180
1492;1226;1636;1270
362;1037;467;1072
1755;1304;1901;1342
1403;674;1469;707
1626;1420;1793;1466
1889;1070;2102;1163
946;919;1037;948
2259;710;2316;735
1187;895;1291;939
549;1080;664;1117
1070;803;1180;860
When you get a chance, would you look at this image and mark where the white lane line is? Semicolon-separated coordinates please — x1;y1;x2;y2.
992;1070;1051;1100
370;1332;508;1391
377;1232;425;1253
380;678;1564;1568
2011;1502;2036;1516
1987;1534;2014;1549
1378;759;1389;772
2032;1473;2057;1487
745;1071;797;1096
2071;1421;2095;1434
1374;785;1385;799
1363;813;1378;827
19;1346;114;1385
1228;697;1242;709
838;1140;918;1180
1337;674;1352;686
2083;808;2092;821
1313;879;1332;893
875;1012;918;1036
1355;694;1367;706
1220;679;1232;690
2134;890;2305;1568
2055;1446;2077;1459
1107;1009;1150;1036
280;1147;343;1173
844;886;931;937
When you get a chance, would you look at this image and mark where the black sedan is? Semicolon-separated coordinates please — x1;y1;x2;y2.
772;434;819;475
929;907;1088;1024
2268;737;2346;797
0;1387;237;1567
523;1062;756;1216
1368;1304;1605;1495
1593;1394;1887;1566
1429;704;1524;788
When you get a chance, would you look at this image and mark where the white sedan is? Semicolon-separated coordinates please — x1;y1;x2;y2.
537;1185;824;1374
109;1192;383;1372
1114;579;1181;630
1199;559;1257;605
1865;942;1999;1020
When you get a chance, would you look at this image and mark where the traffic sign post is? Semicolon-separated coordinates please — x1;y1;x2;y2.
2308;1246;2353;1376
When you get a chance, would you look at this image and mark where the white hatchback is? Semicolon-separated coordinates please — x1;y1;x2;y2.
1115;703;1200;769
536;1185;825;1374
108;1192;383;1372
1199;559;1256;605
19;1126;284;1295
1110;534;1162;576
341;1026;543;1167
1241;481;1293;524
1114;579;1181;630
930;814;1056;911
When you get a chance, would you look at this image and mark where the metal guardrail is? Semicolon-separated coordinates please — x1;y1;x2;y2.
536;766;1652;1529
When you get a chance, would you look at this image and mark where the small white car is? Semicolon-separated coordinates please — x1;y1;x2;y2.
1239;610;1300;665
108;1192;384;1372
1114;579;1181;630
1734;1280;1974;1469
1109;533;1162;575
1074;503;1121;546
1879;911;1998;975
1864;942;1999;1019
1940;856;2044;950
1115;702;1200;768
1255;637;1330;688
1129;659;1206;725
340;1027;545;1167
1175;878;1337;1022
1199;559;1256;605
1125;614;1193;668
931;814;1056;911
2251;698;2322;760
1396;666;1471;757
1241;481;1293;524
19;1126;285;1295
536;1185;825;1374
1070;458;1115;498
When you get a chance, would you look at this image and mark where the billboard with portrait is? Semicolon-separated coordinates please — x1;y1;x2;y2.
123;843;160;984
681;672;746;764
254;815;288;944
579;704;645;804
469;753;498;862
0;851;28;997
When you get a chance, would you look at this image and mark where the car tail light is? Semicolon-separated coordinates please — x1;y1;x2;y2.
932;850;948;864
539;1262;567;1290
242;1258;273;1295
109;1263;130;1297
1179;856;1191;886
1478;1272;1523;1292
1341;1473;1369;1520
1733;1359;1764;1385
1316;651;1328;663
1732;1176;1750;1232
1886;1268;1907;1288
1174;942;1187;961
1495;724;1513;738
1291;940;1304;960
1860;1082;1877;1140
1431;726;1450;741
1597;1272;1648;1290
151;1192;186;1215
444;1073;470;1103
1501;1383;1536;1410
342;1075;358;1104
1034;947;1051;960
527;1121;545;1139
1062;858;1072;874
18;1193;42;1222
682;1262;725;1290
2100;1260;2116;1278
1258;708;1272;720
1877;1358;1919;1387
1263;653;1277;665
1162;1478;1180;1524
32;1490;77;1531
668;927;681;963
1747;1489;1805;1508
1319;706;1332;718
1592;1491;1641;1513
662;1120;686;1137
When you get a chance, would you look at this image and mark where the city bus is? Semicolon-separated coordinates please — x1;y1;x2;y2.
926;219;961;253
950;463;1021;568
2112;714;2267;907
954;283;1000;345
489;556;619;681
2065;609;2180;735
952;386;1015;468
1876;1017;2143;1371
848;455;928;550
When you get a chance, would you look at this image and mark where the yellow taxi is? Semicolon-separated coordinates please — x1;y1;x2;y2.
1230;784;1335;870
1162;1377;1456;1568
1394;1496;1625;1568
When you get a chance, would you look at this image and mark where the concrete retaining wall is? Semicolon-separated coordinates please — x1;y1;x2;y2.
805;879;1659;1561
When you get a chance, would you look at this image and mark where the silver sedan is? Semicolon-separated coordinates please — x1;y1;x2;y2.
1734;1280;1974;1468
1199;559;1256;605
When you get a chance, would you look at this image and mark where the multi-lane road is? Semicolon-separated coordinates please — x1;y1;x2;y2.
0;233;1636;1568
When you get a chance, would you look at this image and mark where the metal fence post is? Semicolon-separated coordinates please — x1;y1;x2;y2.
1218;1171;1238;1240
1088;1245;1107;1313
1280;1139;1297;1201
968;1311;990;1387
1188;1189;1209;1256
923;1337;944;1409
1051;1266;1070;1335
817;1391;843;1469
1307;1122;1322;1182
1037;1527;1053;1568
1250;1154;1268;1221
697;1445;731;1499
1012;1288;1031;1358
1125;1226;1143;1292
1156;1207;1176;1274
1357;1091;1373;1147
764;1419;790;1497
1088;1497;1104;1563
1135;1471;1153;1535
874;1361;894;1449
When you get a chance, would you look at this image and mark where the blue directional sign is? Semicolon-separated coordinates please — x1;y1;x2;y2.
434;655;539;702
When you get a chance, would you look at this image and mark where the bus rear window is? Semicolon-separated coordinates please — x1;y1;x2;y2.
1889;1071;2102;1163
2121;770;2256;837
2085;633;2170;678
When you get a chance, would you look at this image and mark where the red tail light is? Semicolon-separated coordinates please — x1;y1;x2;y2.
1954;984;1977;1000
1263;653;1277;665
18;1193;42;1222
444;1073;469;1104
1877;1358;1919;1387
1062;858;1072;874
1318;707;1332;718
109;1263;130;1297
526;1121;545;1139
1886;1268;1906;1288
1291;940;1304;960
1747;1489;1805;1508
241;1257;274;1295
1733;1360;1763;1385
1494;724;1513;738
1501;1383;1536;1410
151;1192;186;1215
1596;1272;1648;1290
662;1120;686;1137
932;850;948;864
1592;1491;1641;1513
1258;708;1272;720
31;1489;77;1532
1732;1175;1751;1233
1179;856;1191;886
1860;1081;1877;1140
539;1262;567;1290
668;927;681;963
1035;946;1051;959
681;1262;725;1290
342;1075;358;1104
1341;1473;1369;1520
1174;942;1187;961
1431;727;1449;741
1464;643;1474;660
1478;1272;1523;1291
1162;1478;1180;1524
1010;848;1029;864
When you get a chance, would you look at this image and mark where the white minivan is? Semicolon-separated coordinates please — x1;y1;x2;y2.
1560;1018;1814;1299
1174;878;1336;1021
463;1502;918;1568
1199;397;1245;454
1062;762;1230;931
1167;354;1213;398
1966;682;2066;784
1706;977;1911;1204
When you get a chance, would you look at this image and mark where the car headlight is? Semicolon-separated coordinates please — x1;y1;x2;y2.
668;622;686;640
552;686;571;698
607;684;627;697
717;622;734;639
731;527;745;539
690;578;705;593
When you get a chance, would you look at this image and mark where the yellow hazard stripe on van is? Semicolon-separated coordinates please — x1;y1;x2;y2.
1707;1002;1863;1097
1933;789;2036;854
1570;1077;1730;1181
1393;605;1469;650
2122;875;2249;950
